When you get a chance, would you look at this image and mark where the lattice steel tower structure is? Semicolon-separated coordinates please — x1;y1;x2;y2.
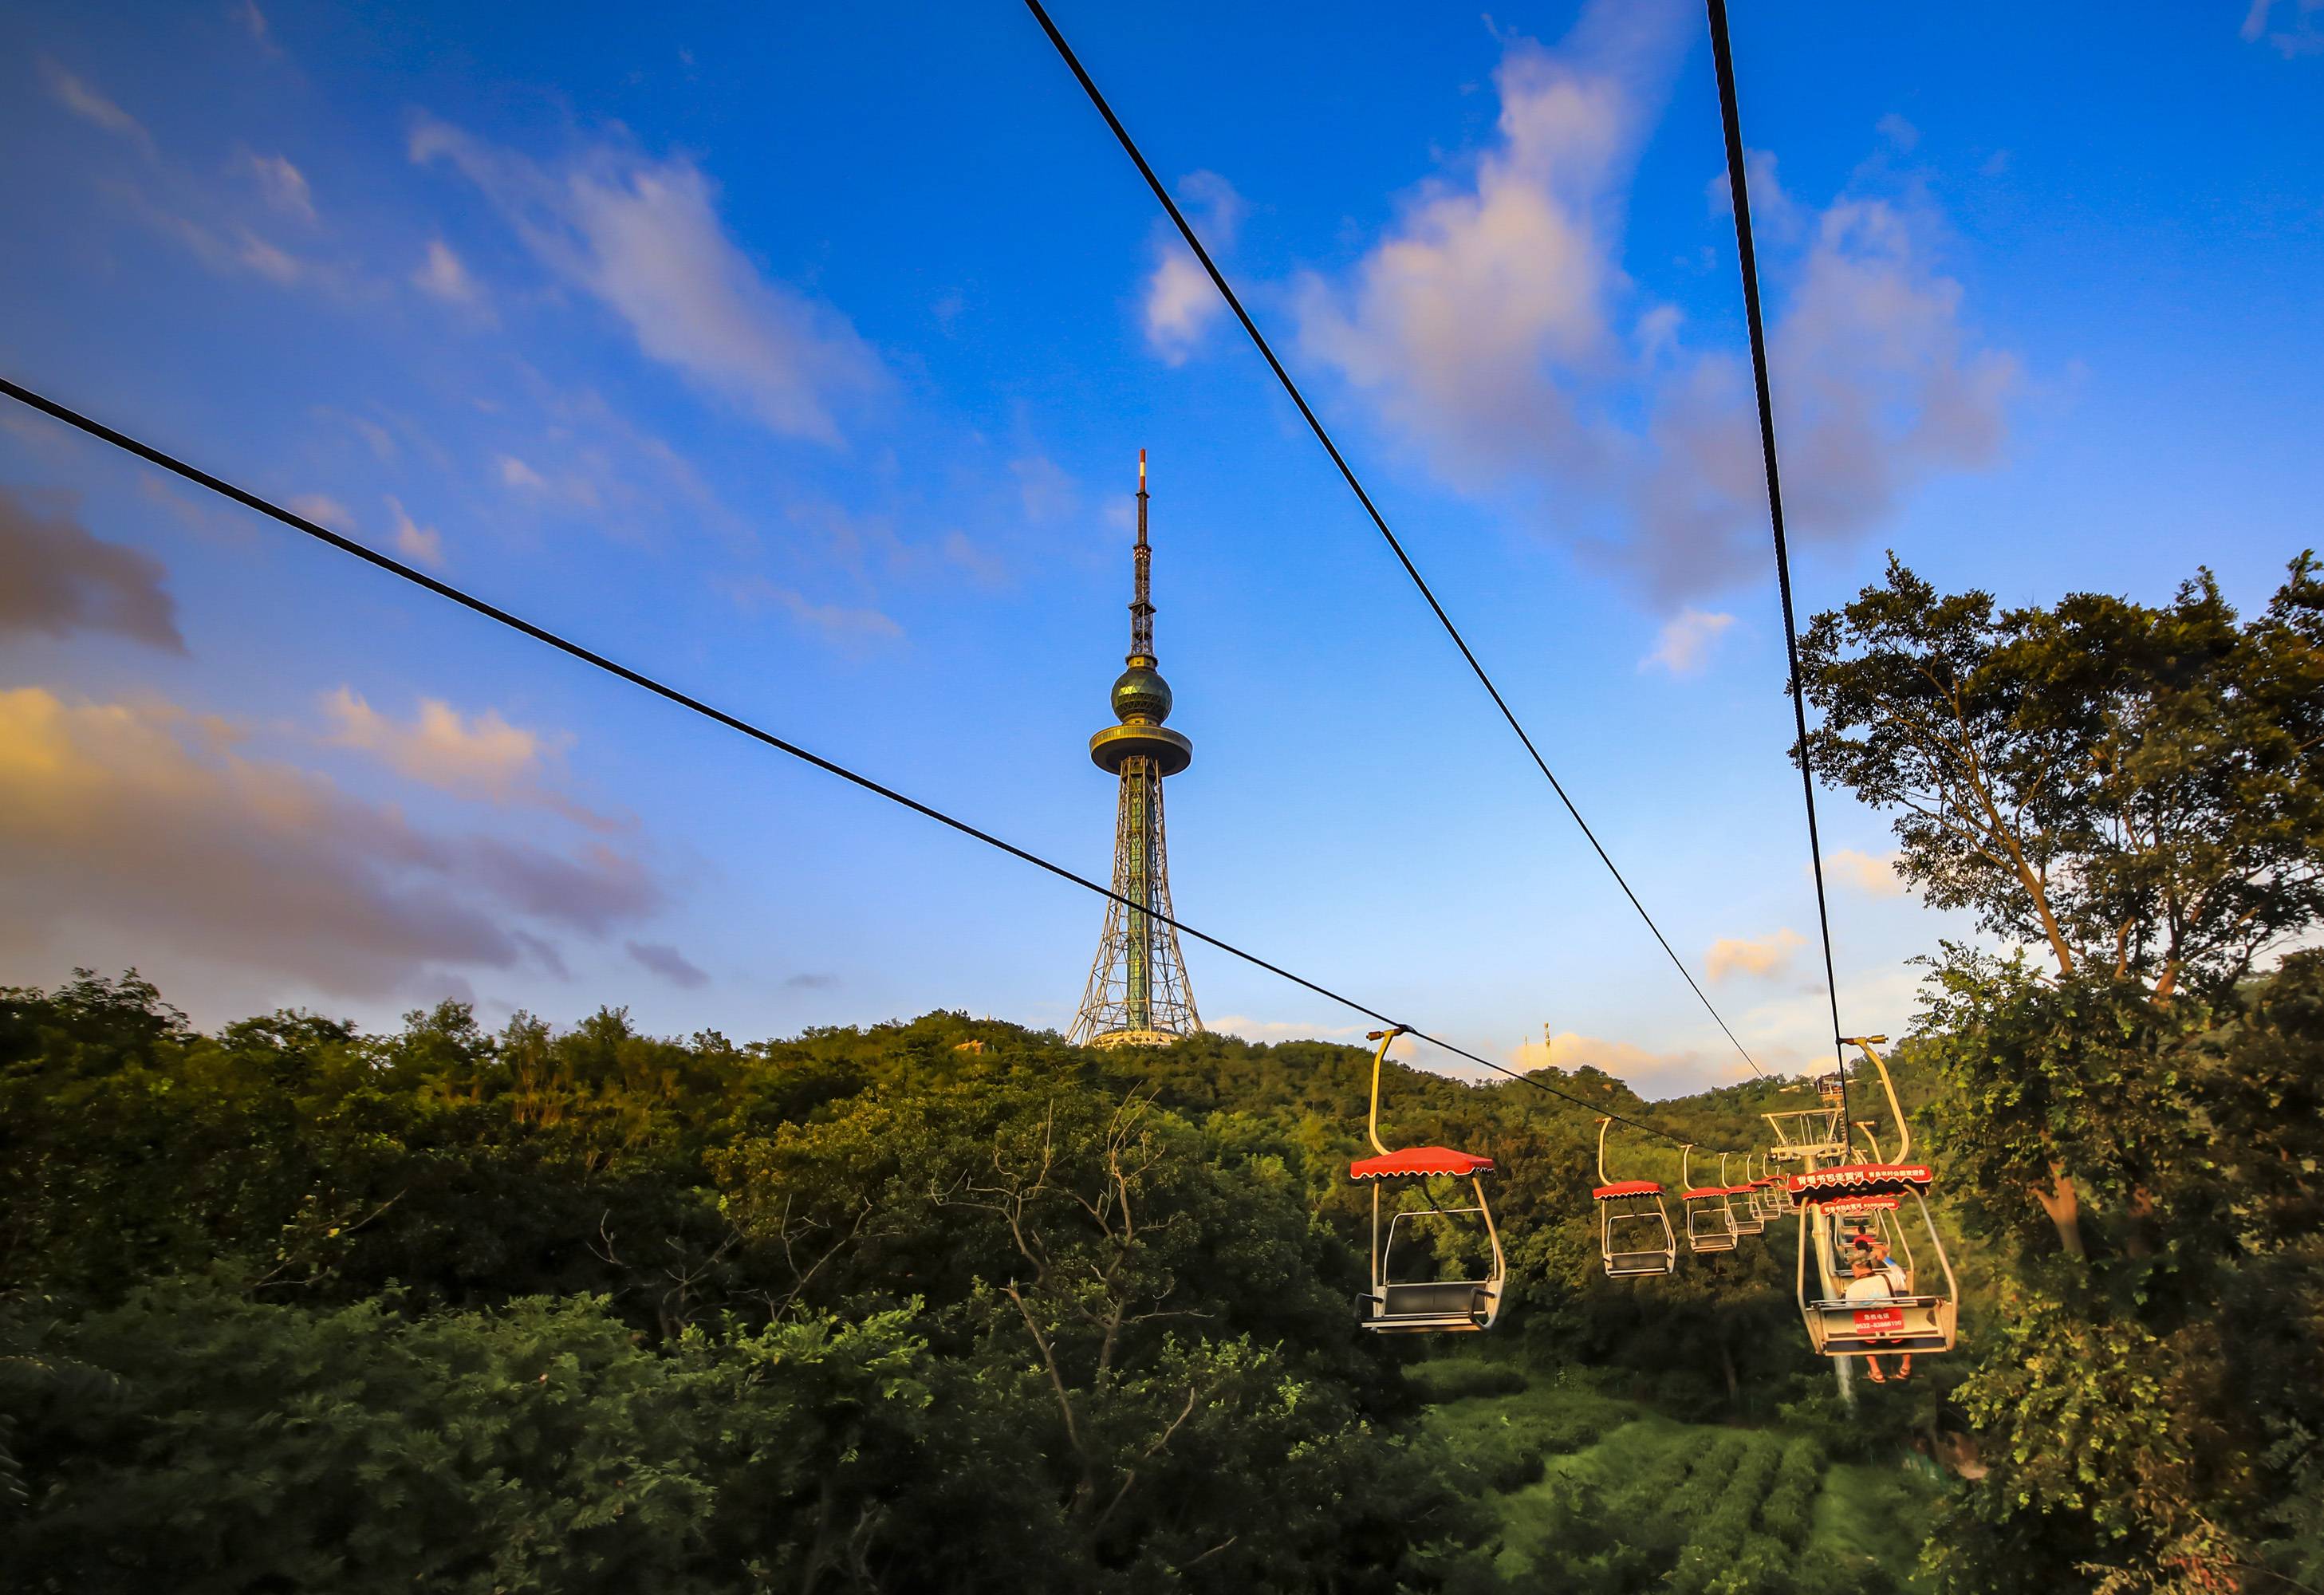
1069;451;1203;1047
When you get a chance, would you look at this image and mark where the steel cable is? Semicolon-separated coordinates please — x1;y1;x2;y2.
1704;0;1856;1150
0;372;1724;1151
1018;0;1766;1079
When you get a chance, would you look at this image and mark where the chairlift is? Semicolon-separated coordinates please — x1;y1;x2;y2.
1755;1152;1789;1220
1790;1037;1959;1360
1724;1152;1765;1237
1741;1151;1786;1220
1350;1027;1506;1333
1764;1099;1846;1166
1680;1144;1739;1254
1593;1117;1678;1277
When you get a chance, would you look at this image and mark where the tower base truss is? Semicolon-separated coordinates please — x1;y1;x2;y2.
1069;753;1200;1046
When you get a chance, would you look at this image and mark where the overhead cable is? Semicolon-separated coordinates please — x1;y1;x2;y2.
1703;0;1854;1147
0;373;1715;1150
1017;0;1765;1078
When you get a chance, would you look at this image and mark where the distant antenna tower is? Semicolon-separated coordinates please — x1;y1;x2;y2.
1069;452;1203;1047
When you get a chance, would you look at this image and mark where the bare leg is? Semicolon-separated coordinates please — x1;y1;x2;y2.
1863;1355;1888;1384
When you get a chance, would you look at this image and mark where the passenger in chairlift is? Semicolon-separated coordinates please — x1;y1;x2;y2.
1843;1257;1912;1384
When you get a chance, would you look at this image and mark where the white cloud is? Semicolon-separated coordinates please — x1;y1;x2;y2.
727;577;902;644
234;1;279;54
1208;1014;1370;1043
1141;171;1246;364
351;417;398;461
497;455;546;490
288;493;352;527
0;686;656;999
0;486;185;652
320;686;621;833
1640;607;1734;675
1292;0;2019;604
383;496;445;569
235;232;303;285
1010;453;1078;523
321;687;547;796
1706;927;1806;983
110;183;313;288
2242;0;2324;56
627;939;707;989
1295;2;1681;488
412;238;482;305
244;152;313;220
411;117;884;444
40;57;156;160
1515;1030;1747;1097
1825;847;1906;898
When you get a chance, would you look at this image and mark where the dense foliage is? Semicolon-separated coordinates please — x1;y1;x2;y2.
1801;553;2324;1593
1;973;1845;1593
4;553;2317;1591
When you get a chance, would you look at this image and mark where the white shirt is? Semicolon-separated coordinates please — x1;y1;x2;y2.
1842;1272;1893;1302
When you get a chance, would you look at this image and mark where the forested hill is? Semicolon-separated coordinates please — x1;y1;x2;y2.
5;963;2322;1593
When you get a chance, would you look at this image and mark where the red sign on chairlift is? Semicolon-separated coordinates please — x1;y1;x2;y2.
1821;1195;1901;1215
1851;1306;1905;1335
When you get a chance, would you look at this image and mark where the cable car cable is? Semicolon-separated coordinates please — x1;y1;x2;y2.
1703;0;1854;1149
1017;0;1764;1080
0;372;1718;1150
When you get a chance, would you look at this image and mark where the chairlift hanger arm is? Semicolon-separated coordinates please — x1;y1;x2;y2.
1362;1026;1406;1158
1841;1037;1910;1163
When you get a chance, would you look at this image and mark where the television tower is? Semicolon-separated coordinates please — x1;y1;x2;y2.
1069;451;1203;1047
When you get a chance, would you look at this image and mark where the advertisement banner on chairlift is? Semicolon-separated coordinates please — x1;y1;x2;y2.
1850;1306;1906;1336
1819;1195;1901;1215
1788;1164;1932;1198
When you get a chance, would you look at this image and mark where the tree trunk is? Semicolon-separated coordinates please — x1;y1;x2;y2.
2032;1162;2086;1258
2125;1186;2157;1258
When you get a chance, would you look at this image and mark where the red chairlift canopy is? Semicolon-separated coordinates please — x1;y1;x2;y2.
1592;1179;1664;1199
1787;1163;1934;1199
1350;1146;1495;1181
1681;1186;1728;1200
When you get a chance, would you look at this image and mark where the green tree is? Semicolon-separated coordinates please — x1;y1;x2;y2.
1797;554;2324;1593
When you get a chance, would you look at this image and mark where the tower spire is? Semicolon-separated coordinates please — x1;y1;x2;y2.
1130;448;1153;664
1069;451;1201;1048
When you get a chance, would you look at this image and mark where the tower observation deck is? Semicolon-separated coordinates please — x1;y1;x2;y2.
1069;451;1202;1047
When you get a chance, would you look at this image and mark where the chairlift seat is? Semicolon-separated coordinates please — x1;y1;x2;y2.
1350;1031;1507;1335
1590;1134;1678;1277
1682;1184;1740;1253
1784;1049;1960;1361
1358;1280;1499;1333
1801;1292;1955;1355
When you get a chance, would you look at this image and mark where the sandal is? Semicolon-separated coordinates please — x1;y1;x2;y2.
1864;1365;1888;1384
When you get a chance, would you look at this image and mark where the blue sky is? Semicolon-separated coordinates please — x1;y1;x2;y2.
2;0;2318;1094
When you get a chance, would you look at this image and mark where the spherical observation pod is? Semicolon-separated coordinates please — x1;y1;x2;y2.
1789;1038;1960;1359
1680;1145;1739;1254
1594;1117;1678;1277
1350;1027;1505;1333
